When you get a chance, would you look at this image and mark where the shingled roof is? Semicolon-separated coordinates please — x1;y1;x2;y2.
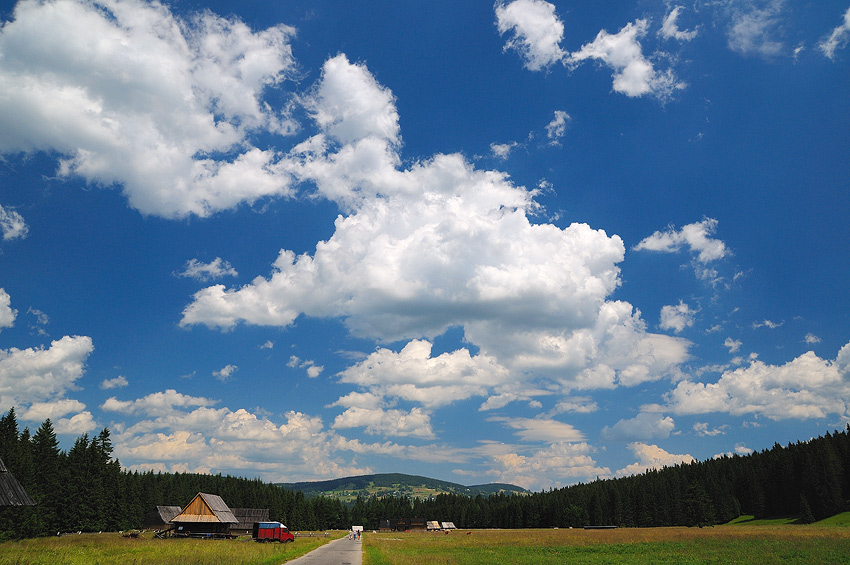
0;456;35;506
171;492;238;524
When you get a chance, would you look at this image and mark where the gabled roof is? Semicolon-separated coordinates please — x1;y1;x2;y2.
171;492;238;524
231;507;269;530
145;505;182;525
0;456;35;506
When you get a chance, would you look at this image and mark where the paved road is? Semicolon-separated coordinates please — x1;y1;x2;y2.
285;536;362;565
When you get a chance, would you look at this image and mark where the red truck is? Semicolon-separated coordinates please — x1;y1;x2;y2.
252;521;295;543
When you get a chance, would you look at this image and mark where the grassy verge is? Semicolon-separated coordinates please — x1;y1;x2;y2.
0;530;345;565
363;527;850;564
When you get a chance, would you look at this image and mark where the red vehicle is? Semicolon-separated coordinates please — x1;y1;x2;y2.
252;521;295;543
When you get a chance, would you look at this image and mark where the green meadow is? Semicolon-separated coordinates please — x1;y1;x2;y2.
0;531;343;565
363;525;850;565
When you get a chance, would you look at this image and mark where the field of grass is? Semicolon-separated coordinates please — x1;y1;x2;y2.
0;530;344;565
363;526;850;564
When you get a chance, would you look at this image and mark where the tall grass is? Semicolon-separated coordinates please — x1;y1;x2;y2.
363;527;850;564
0;531;344;565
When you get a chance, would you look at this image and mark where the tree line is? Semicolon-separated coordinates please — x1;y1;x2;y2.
1;406;849;538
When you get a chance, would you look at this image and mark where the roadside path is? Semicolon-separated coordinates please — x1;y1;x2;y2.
284;535;362;565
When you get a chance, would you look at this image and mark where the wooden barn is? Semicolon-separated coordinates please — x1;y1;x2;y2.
409;517;426;531
143;505;181;530
230;507;269;535
170;492;238;537
0;456;34;506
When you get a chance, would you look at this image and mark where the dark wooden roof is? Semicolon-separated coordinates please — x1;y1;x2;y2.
144;505;182;526
231;508;269;531
0;456;35;506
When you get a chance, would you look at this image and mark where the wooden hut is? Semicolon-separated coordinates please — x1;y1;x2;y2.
170;493;238;537
0;456;34;506
230;508;269;535
143;505;181;530
409;517;426;531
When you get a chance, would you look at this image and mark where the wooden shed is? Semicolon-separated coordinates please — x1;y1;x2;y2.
170;493;238;537
0;456;34;506
143;505;181;530
230;507;269;535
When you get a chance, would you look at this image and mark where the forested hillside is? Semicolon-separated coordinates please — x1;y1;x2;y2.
279;472;527;500
1;406;849;538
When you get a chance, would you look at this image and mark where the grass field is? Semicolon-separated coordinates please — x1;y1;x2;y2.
0;530;344;565
362;526;850;564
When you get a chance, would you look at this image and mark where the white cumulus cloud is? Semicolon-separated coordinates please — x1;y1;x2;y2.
0;0;297;218
659;301;697;333
0;205;28;240
545;110;571;144
0;335;94;408
602;412;675;442
495;0;567;71
660;6;698;42
0;289;16;331
667;341;850;420
634;217;728;263
616;442;694;476
178;258;238;281
568;19;683;99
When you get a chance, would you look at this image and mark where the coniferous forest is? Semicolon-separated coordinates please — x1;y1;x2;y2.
1;406;849;539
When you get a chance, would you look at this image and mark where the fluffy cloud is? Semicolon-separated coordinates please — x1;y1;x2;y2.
568;19;683;99
659;301;697;333
21;398;86;422
332;406;434;439
213;364;238;382
338;340;508;409
616;442;694;476
181;54;691;423
0;289;16;331
601;413;675;442
634;217;729;263
100;375;129;390
56;410;97;435
0;335;93;408
819;7;850;59
107;396;372;481
726;0;785;57
667;341;850;420
178;258;238;281
495;0;567;71
0;0;296;218
545;110;570;144
101;389;217;418
660;6;698;42
490;141;518;160
492;416;585;443
0;205;28;240
477;441;610;490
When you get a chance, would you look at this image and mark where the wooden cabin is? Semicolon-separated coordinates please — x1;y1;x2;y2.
143;506;181;530
0;456;34;506
170;492;238;537
230;507;269;535
409;517;427;531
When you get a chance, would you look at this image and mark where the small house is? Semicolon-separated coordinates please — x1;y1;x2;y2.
170;492;238;537
231;508;269;535
426;520;441;531
409;517;426;531
441;521;456;530
143;505;181;530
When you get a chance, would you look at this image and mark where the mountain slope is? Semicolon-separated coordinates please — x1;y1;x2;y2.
278;473;527;501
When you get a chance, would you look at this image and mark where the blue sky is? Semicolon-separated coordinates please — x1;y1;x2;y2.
0;0;848;490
